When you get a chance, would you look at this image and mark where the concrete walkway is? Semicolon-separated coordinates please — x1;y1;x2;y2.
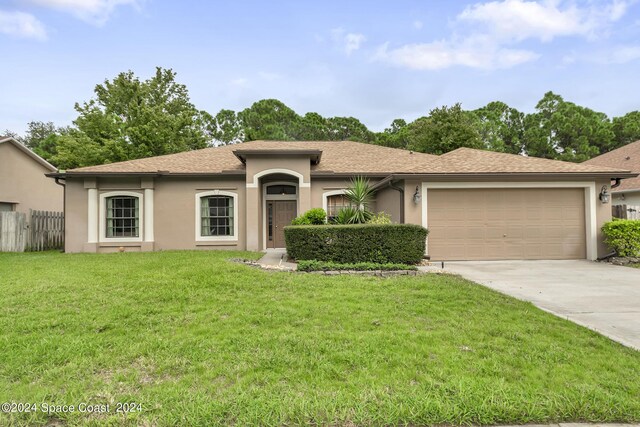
257;248;297;270
440;260;640;350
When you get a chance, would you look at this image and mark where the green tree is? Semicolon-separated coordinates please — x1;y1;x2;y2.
523;92;614;162
612;111;640;150
22;121;71;161
473;101;525;154
51;130;108;170
376;119;409;149
60;67;210;167
406;104;483;154
325;116;375;142
292;112;330;140
207;109;244;145
238;99;299;141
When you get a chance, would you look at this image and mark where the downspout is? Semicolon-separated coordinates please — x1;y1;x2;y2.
388;180;405;223
611;178;621;189
54;177;66;253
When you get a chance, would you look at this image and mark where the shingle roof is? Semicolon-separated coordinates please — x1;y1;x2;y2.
583;141;640;192
63;140;633;177
66;140;440;175
416;147;629;175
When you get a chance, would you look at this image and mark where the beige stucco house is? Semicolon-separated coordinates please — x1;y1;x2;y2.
584;140;640;206
0;136;63;214
48;140;636;261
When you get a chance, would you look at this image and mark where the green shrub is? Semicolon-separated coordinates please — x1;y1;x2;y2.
285;223;428;264
297;260;416;272
291;208;327;225
367;212;392;224
602;219;640;257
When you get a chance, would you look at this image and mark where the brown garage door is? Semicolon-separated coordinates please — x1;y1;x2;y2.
427;188;586;260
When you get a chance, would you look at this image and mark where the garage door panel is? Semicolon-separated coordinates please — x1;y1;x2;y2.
427;188;586;260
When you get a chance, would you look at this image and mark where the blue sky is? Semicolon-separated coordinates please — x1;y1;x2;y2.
1;0;640;135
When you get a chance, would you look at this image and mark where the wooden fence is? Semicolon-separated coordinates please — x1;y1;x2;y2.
612;204;640;220
29;210;65;251
0;211;27;252
0;210;64;252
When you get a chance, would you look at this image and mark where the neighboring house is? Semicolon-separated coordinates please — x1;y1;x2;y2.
0;136;62;214
47;140;636;261
584;140;640;206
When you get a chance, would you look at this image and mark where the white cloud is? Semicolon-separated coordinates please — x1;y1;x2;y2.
0;10;47;40
23;0;141;25
458;0;630;42
374;39;539;70
374;0;632;70
331;28;366;55
413;20;423;30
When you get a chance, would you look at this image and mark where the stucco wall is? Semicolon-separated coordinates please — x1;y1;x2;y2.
596;179;614;258
613;191;640;206
154;177;246;251
0;142;62;213
403;179;423;227
374;186;401;223
64;175;247;253
64;178;88;253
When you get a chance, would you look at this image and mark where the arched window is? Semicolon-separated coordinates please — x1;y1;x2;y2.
326;194;352;220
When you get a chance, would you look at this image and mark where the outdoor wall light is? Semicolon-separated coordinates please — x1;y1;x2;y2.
599;185;610;204
413;186;421;204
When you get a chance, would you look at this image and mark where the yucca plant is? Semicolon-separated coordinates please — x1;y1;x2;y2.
332;206;358;224
343;176;374;224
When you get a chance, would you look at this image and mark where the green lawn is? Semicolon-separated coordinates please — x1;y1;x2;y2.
0;251;639;427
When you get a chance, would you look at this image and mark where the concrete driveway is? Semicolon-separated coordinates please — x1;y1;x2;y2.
443;260;640;350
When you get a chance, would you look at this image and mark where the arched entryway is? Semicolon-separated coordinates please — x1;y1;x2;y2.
263;181;298;248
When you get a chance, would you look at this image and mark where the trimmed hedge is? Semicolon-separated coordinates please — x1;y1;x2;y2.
285;223;428;264
297;260;416;272
602;219;640;257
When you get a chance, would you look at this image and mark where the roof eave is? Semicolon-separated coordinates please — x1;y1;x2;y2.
233;149;323;164
1;137;57;172
390;172;639;180
47;170;246;178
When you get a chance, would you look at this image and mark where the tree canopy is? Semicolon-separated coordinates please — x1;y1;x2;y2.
4;68;640;168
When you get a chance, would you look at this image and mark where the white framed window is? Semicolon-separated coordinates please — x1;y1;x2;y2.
322;189;352;220
99;191;143;242
196;190;238;241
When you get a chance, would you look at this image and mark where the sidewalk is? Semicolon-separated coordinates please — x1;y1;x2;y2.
257;248;297;270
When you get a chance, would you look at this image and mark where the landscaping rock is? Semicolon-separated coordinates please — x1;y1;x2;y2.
609;256;640;266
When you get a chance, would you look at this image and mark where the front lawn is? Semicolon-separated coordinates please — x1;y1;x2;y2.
0;251;639;426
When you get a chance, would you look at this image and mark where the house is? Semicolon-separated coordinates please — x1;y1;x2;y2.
0;136;63;214
47;140;636;261
583;140;640;206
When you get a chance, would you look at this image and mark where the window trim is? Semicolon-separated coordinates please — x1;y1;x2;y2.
99;191;144;243
195;190;238;242
322;189;349;219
